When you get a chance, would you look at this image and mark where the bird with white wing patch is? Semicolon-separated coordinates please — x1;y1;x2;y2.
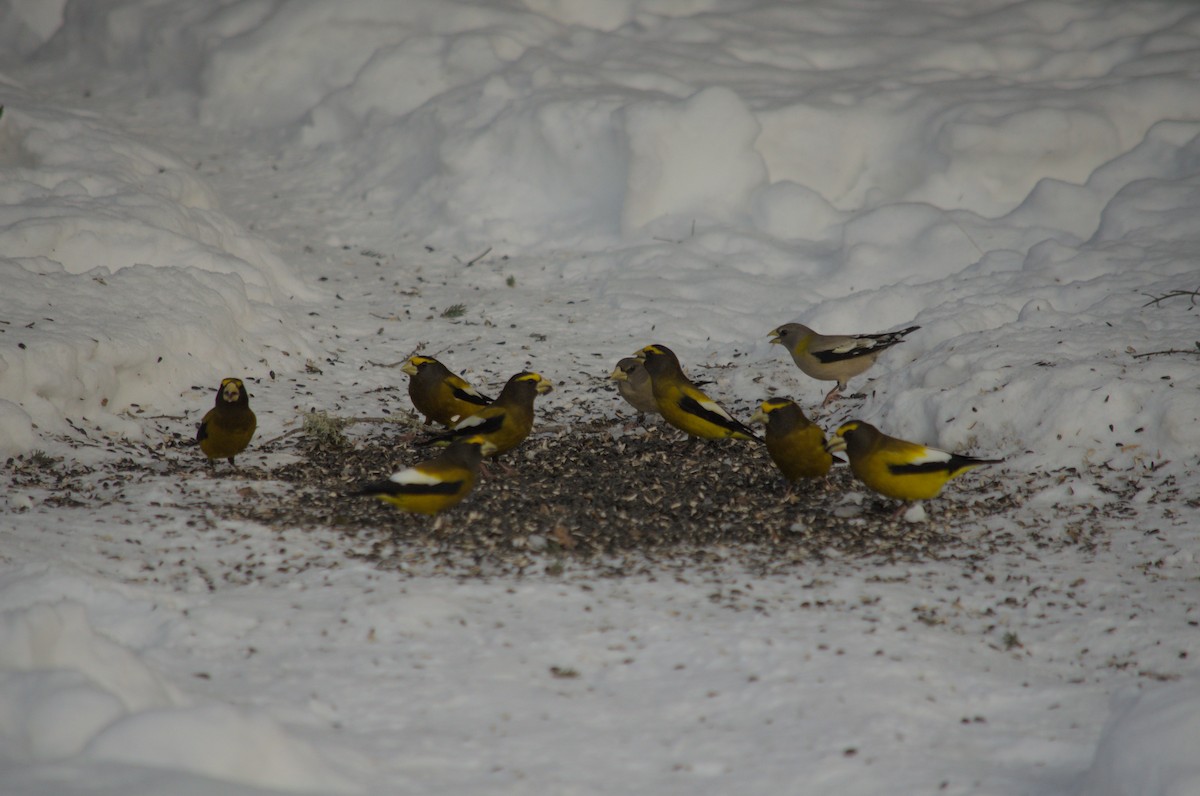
830;420;1003;518
402;354;493;427
353;436;496;516
417;371;553;458
635;344;760;442
770;323;919;406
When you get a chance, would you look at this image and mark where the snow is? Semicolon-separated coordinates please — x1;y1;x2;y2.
2;0;1200;794
1080;680;1200;796
620;86;768;233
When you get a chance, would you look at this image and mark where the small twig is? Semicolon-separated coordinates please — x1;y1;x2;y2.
946;212;986;258
366;359;409;368
1141;288;1200;308
345;415;423;427
463;247;492;267
261;412;425;450
258;427;307;447
1131;343;1200;359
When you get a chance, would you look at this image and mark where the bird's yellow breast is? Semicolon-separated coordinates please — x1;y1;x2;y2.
199;408;256;460
766;423;831;480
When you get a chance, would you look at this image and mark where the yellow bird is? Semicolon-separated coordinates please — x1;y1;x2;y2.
419;371;552;456
610;357;659;416
832;420;1002;514
750;398;834;482
769;323;919;406
402;355;493;427
354;436;496;515
197;377;257;469
635;345;760;442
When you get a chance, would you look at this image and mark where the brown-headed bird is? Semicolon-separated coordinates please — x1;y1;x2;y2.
635;345;760;442
354;436;496;515
832;420;1002;516
402;355;493;427
750;398;834;483
610;357;659;416
418;371;552;456
769;323;919;406
197;377;257;470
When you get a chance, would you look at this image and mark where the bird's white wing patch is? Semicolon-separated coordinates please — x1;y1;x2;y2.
905;447;952;465
389;467;442;485
452;413;489;431
695;395;734;420
830;336;876;354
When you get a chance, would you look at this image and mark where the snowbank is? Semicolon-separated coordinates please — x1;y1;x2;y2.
1078;681;1200;796
1;2;1200;795
2;0;1198;468
0;102;314;456
0;576;358;793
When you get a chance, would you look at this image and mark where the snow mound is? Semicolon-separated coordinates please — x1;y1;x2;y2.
0;103;314;456
1078;681;1200;796
0;598;358;793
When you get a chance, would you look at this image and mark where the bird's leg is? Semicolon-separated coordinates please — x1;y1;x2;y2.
821;384;842;407
889;501;909;521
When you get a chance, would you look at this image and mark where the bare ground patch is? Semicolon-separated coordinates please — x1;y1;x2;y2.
4;415;1046;580
213;419;1018;577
